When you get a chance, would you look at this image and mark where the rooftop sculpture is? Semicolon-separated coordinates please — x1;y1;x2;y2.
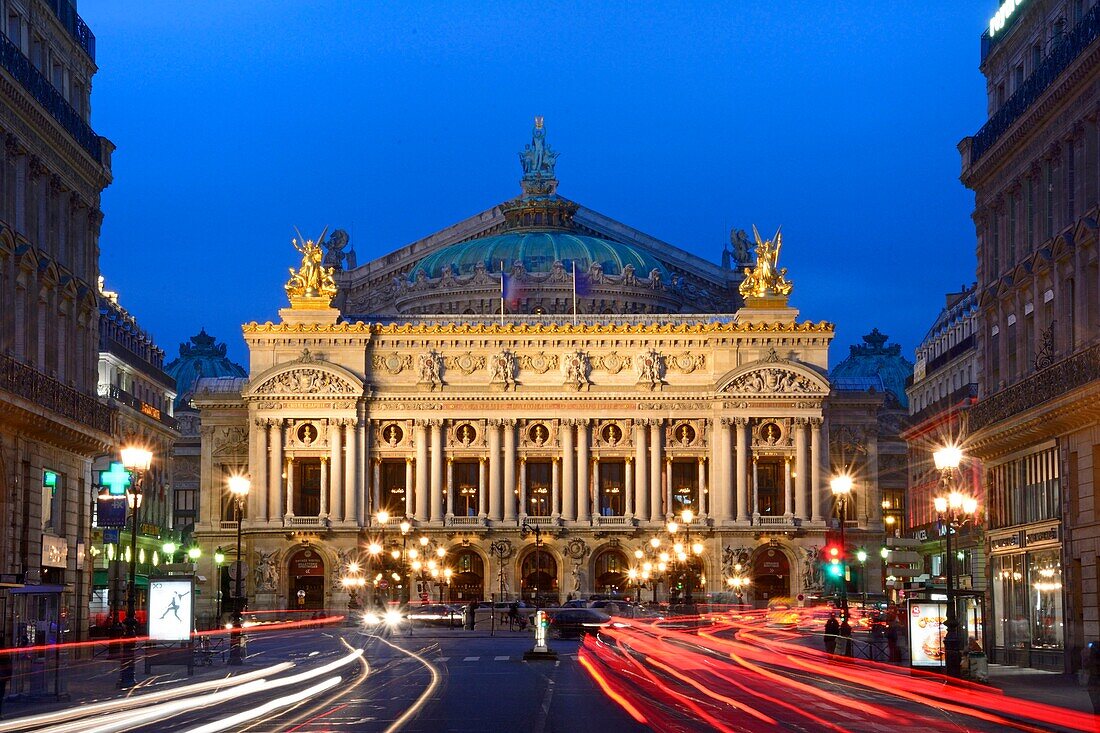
738;226;793;300
285;227;338;303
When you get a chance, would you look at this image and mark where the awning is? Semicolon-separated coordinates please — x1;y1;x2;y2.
92;569;148;588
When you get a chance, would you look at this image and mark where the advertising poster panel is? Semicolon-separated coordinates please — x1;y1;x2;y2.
908;600;948;667
148;577;194;641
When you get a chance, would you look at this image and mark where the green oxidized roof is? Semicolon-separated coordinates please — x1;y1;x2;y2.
409;229;669;281
830;328;913;408
164;328;247;410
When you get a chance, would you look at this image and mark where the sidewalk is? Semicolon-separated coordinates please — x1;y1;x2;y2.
985;664;1095;714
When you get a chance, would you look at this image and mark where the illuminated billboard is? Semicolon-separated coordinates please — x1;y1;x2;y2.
908;600;947;667
148;577;194;642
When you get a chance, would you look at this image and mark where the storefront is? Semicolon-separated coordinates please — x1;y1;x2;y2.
988;522;1064;671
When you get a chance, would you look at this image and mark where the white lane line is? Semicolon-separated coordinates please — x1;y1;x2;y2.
494;655;510;661
462;656;479;662
437;656;449;662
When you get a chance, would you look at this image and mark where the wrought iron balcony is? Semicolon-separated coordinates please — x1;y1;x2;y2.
0;31;100;160
0;352;113;434
99;384;179;431
44;0;95;61
969;342;1100;431
970;3;1100;165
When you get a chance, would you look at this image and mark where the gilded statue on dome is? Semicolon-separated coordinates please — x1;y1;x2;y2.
285;227;338;302
738;226;793;299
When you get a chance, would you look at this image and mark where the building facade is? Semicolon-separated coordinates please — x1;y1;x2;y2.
190;122;888;623
89;279;178;630
0;0;112;647
901;286;983;603
959;0;1100;671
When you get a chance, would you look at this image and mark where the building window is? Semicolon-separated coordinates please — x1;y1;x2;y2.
756;460;780;515
598;461;625;516
1026;177;1035;251
1014;63;1024;90
1045;162;1054;240
293;458;321;516
987;447;1060;528
380;460;406;514
1029;550;1063;649
671;460;698;515
452;461;479;517
525;461;551;516
42;469;60;529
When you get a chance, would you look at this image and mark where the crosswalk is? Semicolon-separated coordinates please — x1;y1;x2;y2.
434;654;577;663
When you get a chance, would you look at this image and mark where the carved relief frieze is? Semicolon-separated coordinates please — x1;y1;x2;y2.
668;420;702;447
372;352;413;375
488;350;518;390
449;420;484;448
724;367;820;395
521;420;556;448
596;420;629;448
669;351;705;374
635;347;664;390
752;418;792;449
252;368;359;396
444;351;485;376
561;350;591;391
520;351;558;374
211;426;249;456
417;350;444;390
594;350;630;374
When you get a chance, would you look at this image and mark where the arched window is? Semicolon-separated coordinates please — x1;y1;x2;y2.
593;549;628;596
520;550;557;605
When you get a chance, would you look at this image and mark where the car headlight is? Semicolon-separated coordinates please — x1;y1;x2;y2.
363;612;381;626
384;609;403;626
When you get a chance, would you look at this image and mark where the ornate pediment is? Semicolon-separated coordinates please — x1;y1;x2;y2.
247;365;362;398
719;361;828;397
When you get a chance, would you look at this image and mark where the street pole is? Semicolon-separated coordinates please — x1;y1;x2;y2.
227;476;250;666
932;445;977;679
839;496;848;622
118;477;142;688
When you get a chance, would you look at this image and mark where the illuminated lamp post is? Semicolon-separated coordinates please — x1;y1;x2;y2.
117;445;152;689
227;475;250;666
932;445;978;678
520;520;544;608
726;575;750;604
399;519;411;604
830;475;853;622
214;547;226;625
856;548;868;607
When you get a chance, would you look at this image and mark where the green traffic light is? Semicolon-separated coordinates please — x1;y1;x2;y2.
163;541;177;556
828;563;844;578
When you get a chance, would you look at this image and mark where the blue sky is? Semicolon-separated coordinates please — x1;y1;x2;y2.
82;2;992;369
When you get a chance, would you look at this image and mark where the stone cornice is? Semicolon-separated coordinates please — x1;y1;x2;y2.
242;320;835;336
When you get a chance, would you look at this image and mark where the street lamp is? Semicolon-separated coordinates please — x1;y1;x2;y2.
725;575;750;604
116;445;152;689
489;539;510;602
214;547;225;625
932;445;978;678
520;520;544;608
399;520;411;604
227;475;250;666
830;474;853;622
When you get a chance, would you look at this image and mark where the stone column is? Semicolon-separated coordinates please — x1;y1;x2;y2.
415;421;428;521
795;419;809;520
577;421;590;523
430;421;444;522
269;421;284;520
488;420;503;521
344;422;357;523
319;457;329;517
561;421;576;521
751;457;759;521
519;458;527;520
478;458;488;517
372;460;381;517
358;416;369;525
446;458;454;518
551;458;561;517
329;424;343;521
665;457;673;519
709;419;723;522
697;458;707;517
736;418;750;522
251;419;268;521
590;457;600;519
504;420;517;522
404;458;414;518
286;457;295;517
782;456;792;518
649;421;662;522
200;426;216;524
634;422;648;521
624;457;633;518
811;419;823;522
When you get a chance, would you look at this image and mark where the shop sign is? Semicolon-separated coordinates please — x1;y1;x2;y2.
753;548;789;577
290;548;325;576
913;529;928;542
1024;526;1060;547
97;494;128;528
989;532;1021;552
148;577;193;641
41;534;68;568
908;600;947;668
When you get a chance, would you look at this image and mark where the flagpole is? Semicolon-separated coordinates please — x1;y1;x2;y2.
500;260;505;327
572;261;578;326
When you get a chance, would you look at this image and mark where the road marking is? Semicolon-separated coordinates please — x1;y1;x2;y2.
494;655;510;661
436;657;449;662
462;656;479;662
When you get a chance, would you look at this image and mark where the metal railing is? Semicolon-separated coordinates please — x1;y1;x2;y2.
907;383;978;426
594;516;630;526
447;516;484;527
0;31;100;159
99;384;179;431
522;516;556;526
44;0;95;61
0;352;113;433
219;521;238;532
969;341;1100;430
755;515;801;527
971;3;1100;164
285;516;325;528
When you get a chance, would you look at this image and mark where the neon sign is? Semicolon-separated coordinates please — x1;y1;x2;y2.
990;0;1027;37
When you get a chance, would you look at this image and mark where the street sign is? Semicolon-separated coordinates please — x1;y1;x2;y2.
99;462;132;496
103;528;120;544
97;494;128;528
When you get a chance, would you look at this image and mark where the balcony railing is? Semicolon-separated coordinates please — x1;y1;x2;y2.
448;516;484;527
971;3;1100;164
522;515;557;526
969;342;1100;431
44;0;95;61
755;515;801;527
0;31;100;160
594;515;631;526
907;383;978;426
285;516;326;528
0;353;112;434
99;384;178;431
219;520;238;532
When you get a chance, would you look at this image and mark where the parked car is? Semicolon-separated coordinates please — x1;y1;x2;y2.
547;608;611;638
406;604;462;625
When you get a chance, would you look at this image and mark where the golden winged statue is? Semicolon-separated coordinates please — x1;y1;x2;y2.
285;227;338;302
738;226;793;299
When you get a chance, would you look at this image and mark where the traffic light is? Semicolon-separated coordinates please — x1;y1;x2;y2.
826;543;845;579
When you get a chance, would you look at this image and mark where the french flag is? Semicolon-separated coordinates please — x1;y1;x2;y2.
501;262;524;305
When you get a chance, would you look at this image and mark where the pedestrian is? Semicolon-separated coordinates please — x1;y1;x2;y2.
886;618;900;663
823;613;839;655
0;642;11;720
1083;641;1100;715
840;618;853;657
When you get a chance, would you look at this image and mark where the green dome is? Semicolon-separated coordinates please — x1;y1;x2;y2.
409;230;669;281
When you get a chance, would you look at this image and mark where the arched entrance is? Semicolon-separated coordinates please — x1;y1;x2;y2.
751;547;791;607
593;549;629;597
289;548;325;610
520;550;558;606
450;549;484;602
